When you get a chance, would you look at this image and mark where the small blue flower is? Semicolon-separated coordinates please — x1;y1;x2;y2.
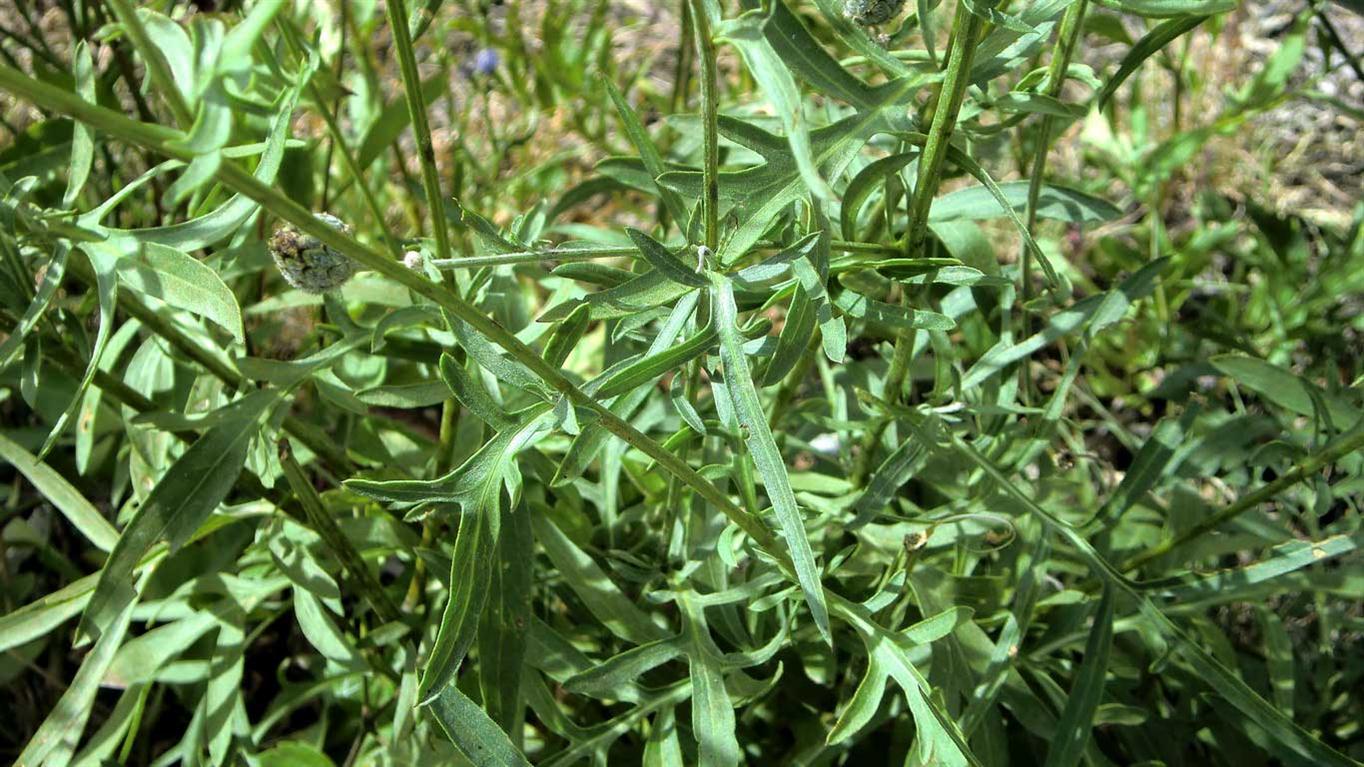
473;48;499;76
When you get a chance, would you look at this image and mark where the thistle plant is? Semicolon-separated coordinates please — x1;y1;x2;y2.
1;1;1362;766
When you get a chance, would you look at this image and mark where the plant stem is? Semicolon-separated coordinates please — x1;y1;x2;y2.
850;318;915;488
378;0;467;497
276;18;396;251
691;0;720;251
671;0;695;115
279;439;403;624
381;0;456;267
1120;424;1364;573
1020;0;1089;307
430;246;637;270
427;240;902;270
904;4;983;258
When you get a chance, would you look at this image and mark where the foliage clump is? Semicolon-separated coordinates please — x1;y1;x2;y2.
0;0;1362;766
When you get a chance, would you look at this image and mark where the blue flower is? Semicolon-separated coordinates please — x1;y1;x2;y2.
473;48;499;76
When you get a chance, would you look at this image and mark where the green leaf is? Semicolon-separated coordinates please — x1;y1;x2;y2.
595;322;717;399
1211;355;1362;429
0;247;68;373
541;270;697;322
1095;0;1234;17
961;259;1166;388
605;80;691;227
104;613;217;686
543;302;592;369
0;433;118;551
257;742;338;767
841;150;916;242
85;62;309;253
718;10;834;202
428;685;533;767
564;637;686;699
356;380;452;408
62;42;95;208
478;505;533;734
1095;405;1200;526
1256;606;1295;717
627;227;708;287
834;290;956;332
679;592;740;767
440;353;514;429
356;70;448;171
112;242;245;343
294;588;365;669
352;409;552;700
660;86;913;263
36;242;118;459
832;598;977;766
76;390;277;644
929;181;1122;224
763;284;816;386
712;276;830;644
1098;15;1209;108
850;437;929;527
1161;533;1360;603
0;574;96;655
529;512;670;645
1042;584;1113;767
736;0;900;110
14;596;134;767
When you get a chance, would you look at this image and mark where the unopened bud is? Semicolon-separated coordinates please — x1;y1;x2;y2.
268;213;357;293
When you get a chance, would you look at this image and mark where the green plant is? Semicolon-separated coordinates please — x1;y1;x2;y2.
1;0;1361;765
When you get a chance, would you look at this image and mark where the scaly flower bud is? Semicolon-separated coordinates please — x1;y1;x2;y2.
844;0;906;26
268;214;357;293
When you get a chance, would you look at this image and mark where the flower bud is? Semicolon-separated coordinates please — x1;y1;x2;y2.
268;214;357;293
844;0;906;26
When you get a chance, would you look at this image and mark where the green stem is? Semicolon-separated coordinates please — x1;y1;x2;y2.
427;240;900;270
671;0;695;115
904;5;983;258
850;313;915;487
430;246;637;270
378;0;468;517
279;439;403;625
1120;425;1364;573
381;0;456;267
1020;0;1088;306
691;0;720;251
